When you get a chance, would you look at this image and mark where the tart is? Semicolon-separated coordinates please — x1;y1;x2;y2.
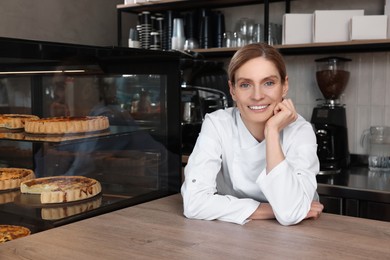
0;225;31;243
0;114;39;129
24;116;109;134
20;176;102;204
0;168;35;191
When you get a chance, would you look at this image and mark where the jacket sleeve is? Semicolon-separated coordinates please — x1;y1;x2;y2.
257;121;319;226
181;116;260;225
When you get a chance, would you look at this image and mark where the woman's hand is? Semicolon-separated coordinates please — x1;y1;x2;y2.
265;98;298;135
249;201;324;222
305;201;324;220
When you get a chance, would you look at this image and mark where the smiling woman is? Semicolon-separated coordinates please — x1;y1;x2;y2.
181;43;323;226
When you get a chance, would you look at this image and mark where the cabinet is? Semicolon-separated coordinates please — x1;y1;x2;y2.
0;37;182;233
319;195;390;222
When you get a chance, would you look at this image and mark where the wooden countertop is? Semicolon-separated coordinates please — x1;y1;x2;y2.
1;194;390;259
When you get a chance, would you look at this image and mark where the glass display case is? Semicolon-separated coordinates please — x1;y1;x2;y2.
0;37;182;233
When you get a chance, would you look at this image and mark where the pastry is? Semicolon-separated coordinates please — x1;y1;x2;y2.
0;168;35;191
20;176;102;204
24;116;109;134
0;225;31;243
0;114;39;129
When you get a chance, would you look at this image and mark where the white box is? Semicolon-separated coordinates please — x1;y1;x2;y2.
385;0;390;37
350;15;388;40
313;10;364;43
282;14;313;45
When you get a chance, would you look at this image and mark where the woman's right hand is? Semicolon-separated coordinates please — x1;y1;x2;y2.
305;201;324;220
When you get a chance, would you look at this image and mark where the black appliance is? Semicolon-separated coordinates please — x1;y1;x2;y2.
181;85;228;153
311;57;351;175
179;54;230;154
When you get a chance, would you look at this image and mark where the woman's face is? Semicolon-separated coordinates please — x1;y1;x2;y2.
229;56;288;126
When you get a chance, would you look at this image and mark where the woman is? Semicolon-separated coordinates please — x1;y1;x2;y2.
181;43;324;226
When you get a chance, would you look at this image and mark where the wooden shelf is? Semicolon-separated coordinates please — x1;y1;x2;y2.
117;0;285;13
190;39;390;58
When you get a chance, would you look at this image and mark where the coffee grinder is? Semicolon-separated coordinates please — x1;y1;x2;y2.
311;57;351;174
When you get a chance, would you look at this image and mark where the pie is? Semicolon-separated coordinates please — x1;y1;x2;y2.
0;114;39;129
20;176;102;204
0;225;31;243
0;168;35;191
24;116;109;134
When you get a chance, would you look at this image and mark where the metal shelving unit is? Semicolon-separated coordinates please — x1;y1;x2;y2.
117;1;390;57
116;0;291;47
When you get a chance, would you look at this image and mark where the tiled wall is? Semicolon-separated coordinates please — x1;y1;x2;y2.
220;0;388;156
285;52;390;155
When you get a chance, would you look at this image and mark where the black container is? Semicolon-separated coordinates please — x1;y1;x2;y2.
199;15;211;49
185;11;197;39
213;11;225;48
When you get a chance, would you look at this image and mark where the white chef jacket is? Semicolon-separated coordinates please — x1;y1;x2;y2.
181;107;319;226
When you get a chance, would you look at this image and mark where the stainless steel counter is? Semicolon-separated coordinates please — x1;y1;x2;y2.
317;167;390;203
316;162;390;221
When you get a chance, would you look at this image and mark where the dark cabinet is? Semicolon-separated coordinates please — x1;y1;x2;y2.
320;195;390;222
360;201;390;222
319;195;343;215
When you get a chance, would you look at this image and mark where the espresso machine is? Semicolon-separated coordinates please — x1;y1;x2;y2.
311;57;351;174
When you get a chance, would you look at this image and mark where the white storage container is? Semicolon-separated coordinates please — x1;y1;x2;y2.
282;14;313;45
350;15;388;40
313;10;364;43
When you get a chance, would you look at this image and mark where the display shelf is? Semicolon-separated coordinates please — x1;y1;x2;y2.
189;39;390;58
0;126;151;144
117;0;287;13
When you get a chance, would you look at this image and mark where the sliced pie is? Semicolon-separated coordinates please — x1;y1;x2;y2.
0;225;31;243
0;114;39;129
20;176;102;204
0;168;35;191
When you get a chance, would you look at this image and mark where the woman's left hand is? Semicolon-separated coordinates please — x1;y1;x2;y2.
266;98;298;133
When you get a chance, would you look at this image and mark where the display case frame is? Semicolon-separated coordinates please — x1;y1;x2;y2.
0;37;182;233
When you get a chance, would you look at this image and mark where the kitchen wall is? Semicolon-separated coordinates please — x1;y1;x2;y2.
285;53;390;155
0;0;134;46
221;0;389;155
